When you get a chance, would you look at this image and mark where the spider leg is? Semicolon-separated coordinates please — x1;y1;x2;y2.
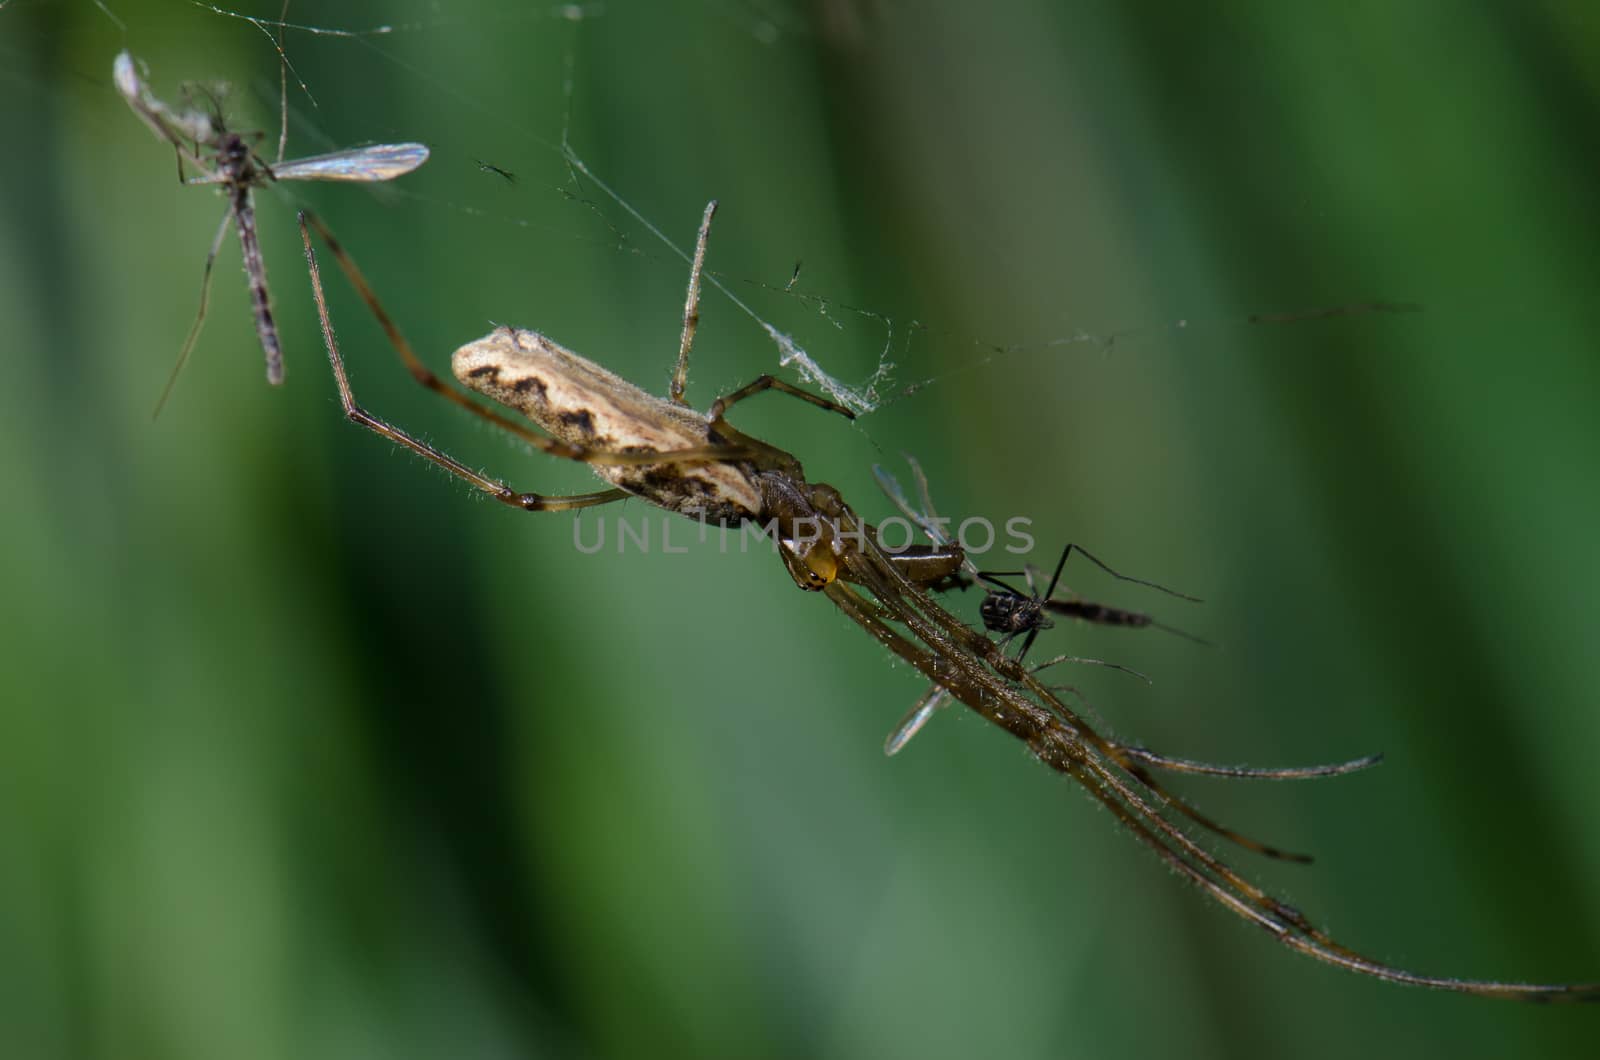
708;374;857;424
301;216;627;513
1027;652;1150;684
1121;746;1384;780
665;200;855;430
1071;746;1600;999
831;504;1320;917
300;210;750;472
1119;759;1316;863
670;200;716;405
827;485;1599;999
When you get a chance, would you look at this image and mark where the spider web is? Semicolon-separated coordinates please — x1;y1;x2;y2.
177;0;898;416
80;0;1411;430
15;0;1600;1031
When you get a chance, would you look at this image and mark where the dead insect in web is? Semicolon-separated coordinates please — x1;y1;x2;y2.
473;158;518;184
113;50;429;411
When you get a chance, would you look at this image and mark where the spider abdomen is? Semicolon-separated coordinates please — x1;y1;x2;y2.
452;326;765;522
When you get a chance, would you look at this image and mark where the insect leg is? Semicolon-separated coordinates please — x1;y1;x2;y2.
152;209;235;418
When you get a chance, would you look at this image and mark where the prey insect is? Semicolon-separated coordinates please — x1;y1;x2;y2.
873;459;1203;753
113;50;429;408
878;458;1206;657
974;544;1209;659
474;158;519;184
296;201;1599;1001
868;463;1380;866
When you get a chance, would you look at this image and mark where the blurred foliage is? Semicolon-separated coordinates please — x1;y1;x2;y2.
2;1;1599;1057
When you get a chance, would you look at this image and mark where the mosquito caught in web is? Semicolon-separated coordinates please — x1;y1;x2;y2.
113;50;429;412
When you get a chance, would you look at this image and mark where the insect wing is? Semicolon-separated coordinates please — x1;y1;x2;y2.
112;51;151;116
113;50;216;152
883;685;951;756
272;142;431;183
872;463;956;547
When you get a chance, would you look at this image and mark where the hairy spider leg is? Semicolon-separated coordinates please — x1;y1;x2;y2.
815;490;1599;999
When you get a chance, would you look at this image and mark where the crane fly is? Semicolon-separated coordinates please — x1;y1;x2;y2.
294;201;1599;1001
113;50;429;409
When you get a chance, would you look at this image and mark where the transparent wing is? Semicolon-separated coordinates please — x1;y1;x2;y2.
883;684;951;756
114;50;218;174
273;142;431;183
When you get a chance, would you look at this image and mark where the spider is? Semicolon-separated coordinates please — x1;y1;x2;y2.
114;50;429;408
295;202;1599;1001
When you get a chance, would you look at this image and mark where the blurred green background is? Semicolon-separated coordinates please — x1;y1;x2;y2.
3;1;1599;1056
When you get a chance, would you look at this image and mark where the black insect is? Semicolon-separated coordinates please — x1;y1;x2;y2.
974;543;1206;661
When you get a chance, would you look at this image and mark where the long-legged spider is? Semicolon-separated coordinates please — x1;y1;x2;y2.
296;202;1598;1001
114;50;429;408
